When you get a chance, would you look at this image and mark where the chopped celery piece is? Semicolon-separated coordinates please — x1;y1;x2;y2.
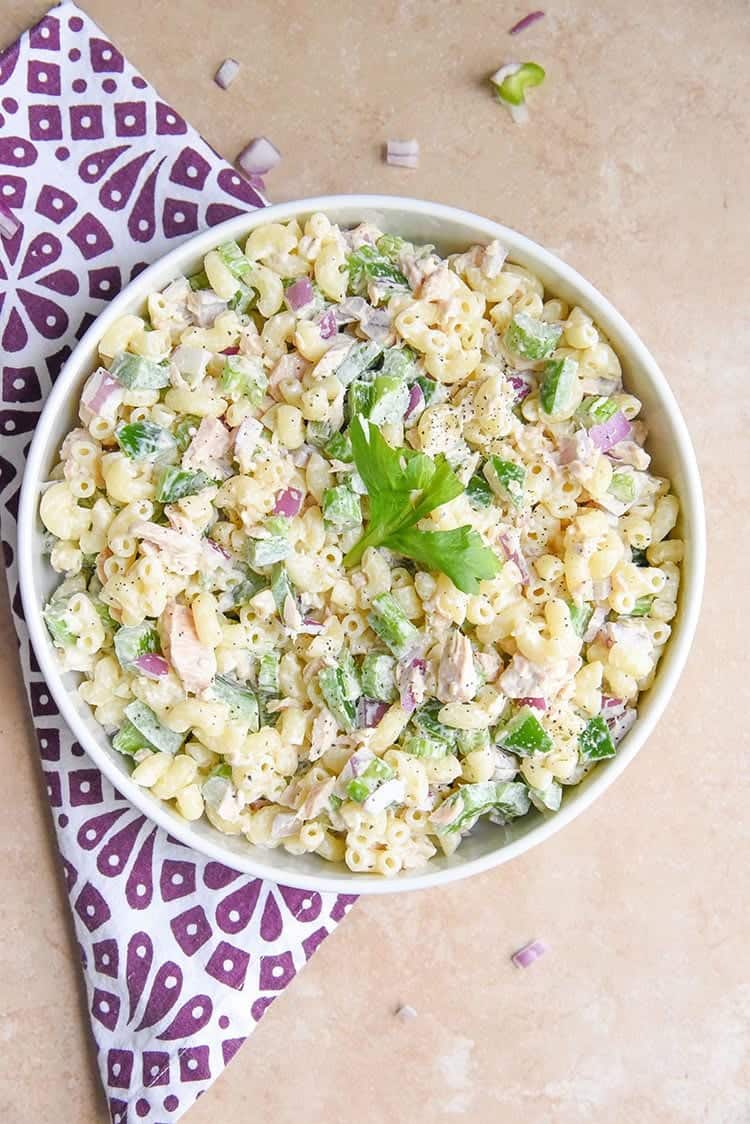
466;473;493;509
401;735;451;758
265;516;290;538
609;471;636;503
336;340;384;387
227;285;255;313
504;313;562;361
93;598;118;633
488;457;525;508
112;719;150;756
540;357;579;418
493;62;546;107
322;484;362;530
369;375;410;425
380;346;418;380
415;375;439;404
577;396;618;427
338;647;361;702
109;351;170;390
246;534;289;568
270;564;293;612
579;715;616;760
346;757;395;802
124;700;184;755
347;244;409;296
216;239;254;283
188;268;210;291
258;652;279;694
155;465;213;502
368;592;420;659
375;233;409;262
43;600;73;647
227;565;266;608
436;780;530;833
114;622;159;670
210;674;260;730
568;600;594;637
306;420;333;448
345;379;374;422
529;780;562;812
498;707;552;755
361;652;398;702
220;354;267;405
172;414;201;453
412;700;458;749
324;430;353;463
629;595;655;618
318;667;357;732
210;762;233;781
456;727;491;755
116;421;177;462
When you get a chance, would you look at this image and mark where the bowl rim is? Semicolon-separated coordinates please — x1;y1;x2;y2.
17;193;706;894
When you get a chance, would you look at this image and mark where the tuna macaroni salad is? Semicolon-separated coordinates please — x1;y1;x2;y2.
39;214;683;875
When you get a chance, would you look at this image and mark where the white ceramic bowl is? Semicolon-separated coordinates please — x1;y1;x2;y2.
18;195;706;894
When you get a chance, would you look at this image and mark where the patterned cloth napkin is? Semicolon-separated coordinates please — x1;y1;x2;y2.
0;5;356;1122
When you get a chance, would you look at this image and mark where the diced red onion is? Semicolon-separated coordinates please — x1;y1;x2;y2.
509;10;545;34
290;444;313;468
601;695;626;715
133;653;169;680
300;616;324;634
221;346;240;356
518;696;546;711
609;707;637;743
318;308;338;339
237;136;281;177
386;139;419;169
583;605;608;644
507;373;532;402
274;486;303;518
511;938;548;968
285;277;314;312
358;698;390;728
214;57;240;90
589;411;631;452
404;383;425;421
270;811;298;841
83;369;122;417
0;201;20;240
499;531;530;585
398;658;426;715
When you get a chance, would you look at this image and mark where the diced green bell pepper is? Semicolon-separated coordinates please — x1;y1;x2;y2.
579;715;616;760
488;457;525;508
322;484;362;530
124;700;184;755
210;674;260;730
114;622;160;670
499;707;553;755
116;421;177;462
155;466;213;503
109;351;170;390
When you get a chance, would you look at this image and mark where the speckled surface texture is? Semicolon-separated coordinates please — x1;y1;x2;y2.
1;1;748;1121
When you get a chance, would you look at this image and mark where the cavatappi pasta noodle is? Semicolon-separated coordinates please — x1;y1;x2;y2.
39;215;683;875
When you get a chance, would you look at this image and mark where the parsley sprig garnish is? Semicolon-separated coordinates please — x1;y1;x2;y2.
343;417;500;594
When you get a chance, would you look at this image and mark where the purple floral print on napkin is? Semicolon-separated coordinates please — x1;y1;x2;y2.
0;5;356;1122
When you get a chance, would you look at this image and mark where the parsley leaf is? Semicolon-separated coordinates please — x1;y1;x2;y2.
343;417;501;594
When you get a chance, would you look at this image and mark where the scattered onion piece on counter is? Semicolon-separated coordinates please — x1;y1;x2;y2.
274;487;304;518
386;139;419;168
509;10;545;34
0;200;20;240
237;136;281;177
511;939;548;968
214;58;240;90
490;62;546;124
396;1005;418;1021
133;653;169;680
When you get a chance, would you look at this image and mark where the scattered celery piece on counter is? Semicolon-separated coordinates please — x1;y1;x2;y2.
491;62;546;107
579;715;616;760
368;592;420;660
504;312;561;361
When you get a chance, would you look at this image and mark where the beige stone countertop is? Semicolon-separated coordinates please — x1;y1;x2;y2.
1;1;748;1121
